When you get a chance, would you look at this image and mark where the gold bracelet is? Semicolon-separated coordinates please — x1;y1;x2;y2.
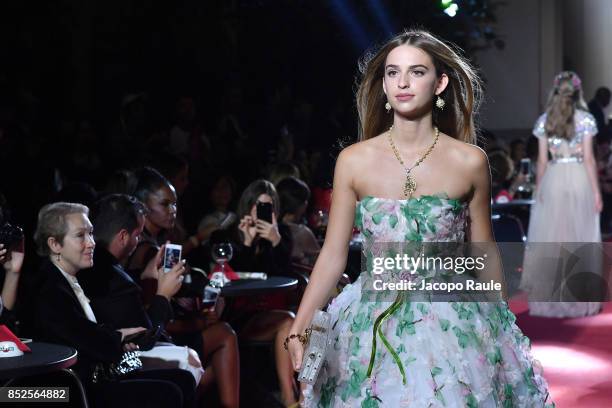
283;328;312;351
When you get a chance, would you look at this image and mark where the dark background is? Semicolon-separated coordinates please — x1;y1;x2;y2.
0;0;501;233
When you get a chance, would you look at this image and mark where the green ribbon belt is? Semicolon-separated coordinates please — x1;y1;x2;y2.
366;291;407;385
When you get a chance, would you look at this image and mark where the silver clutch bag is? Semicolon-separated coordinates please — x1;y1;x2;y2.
92;350;143;383
298;310;331;384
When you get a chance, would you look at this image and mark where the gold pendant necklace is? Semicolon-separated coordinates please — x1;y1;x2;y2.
387;126;439;198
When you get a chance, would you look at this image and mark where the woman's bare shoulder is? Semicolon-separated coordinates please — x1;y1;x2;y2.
441;134;488;170
337;135;386;166
435;135;489;196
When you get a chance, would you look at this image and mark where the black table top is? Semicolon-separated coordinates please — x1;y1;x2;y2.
221;276;298;297
0;342;77;379
492;199;534;209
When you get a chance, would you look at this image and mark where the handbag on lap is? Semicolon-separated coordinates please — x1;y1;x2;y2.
92;351;142;383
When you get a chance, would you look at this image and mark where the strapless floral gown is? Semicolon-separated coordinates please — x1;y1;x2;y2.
304;194;554;408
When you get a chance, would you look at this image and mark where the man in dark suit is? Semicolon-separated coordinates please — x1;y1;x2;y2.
82;194;241;407
79;194;184;335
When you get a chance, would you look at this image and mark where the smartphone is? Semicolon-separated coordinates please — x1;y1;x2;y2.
520;158;531;175
163;243;182;273
256;201;273;223
202;285;221;309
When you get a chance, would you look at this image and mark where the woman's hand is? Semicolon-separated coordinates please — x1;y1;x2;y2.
595;191;603;212
0;239;24;311
117;327;146;342
0;240;24;275
534;185;543;204
287;336;305;372
123;342;139;352
256;213;281;247
239;215;257;246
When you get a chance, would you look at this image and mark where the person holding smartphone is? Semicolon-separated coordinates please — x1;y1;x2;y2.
208;179;298;407
217;179;292;276
127;167;240;408
0;194;24;329
34;202;196;408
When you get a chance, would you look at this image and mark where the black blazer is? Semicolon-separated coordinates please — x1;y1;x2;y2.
37;260;123;381
78;248;172;331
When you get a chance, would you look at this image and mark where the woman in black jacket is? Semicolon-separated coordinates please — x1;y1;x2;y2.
34;201;195;408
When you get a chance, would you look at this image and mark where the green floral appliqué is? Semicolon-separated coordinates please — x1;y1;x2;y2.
319;376;338;408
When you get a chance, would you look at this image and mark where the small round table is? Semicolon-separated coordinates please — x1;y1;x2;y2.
221;276;298;297
0;342;77;380
492;199;535;210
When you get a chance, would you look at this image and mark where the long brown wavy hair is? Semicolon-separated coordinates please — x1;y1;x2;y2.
544;71;588;140
356;29;483;144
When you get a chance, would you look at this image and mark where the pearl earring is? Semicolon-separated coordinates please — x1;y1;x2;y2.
385;102;392;113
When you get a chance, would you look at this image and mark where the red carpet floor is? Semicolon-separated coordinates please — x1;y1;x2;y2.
510;296;612;407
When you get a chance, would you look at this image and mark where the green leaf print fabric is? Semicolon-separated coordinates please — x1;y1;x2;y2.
303;195;555;408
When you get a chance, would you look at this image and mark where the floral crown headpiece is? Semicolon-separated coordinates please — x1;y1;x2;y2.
553;71;582;92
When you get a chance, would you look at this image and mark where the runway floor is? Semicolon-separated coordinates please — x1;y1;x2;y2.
510;295;612;407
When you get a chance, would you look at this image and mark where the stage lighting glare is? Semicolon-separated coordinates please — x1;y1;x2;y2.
441;0;453;6
443;3;459;17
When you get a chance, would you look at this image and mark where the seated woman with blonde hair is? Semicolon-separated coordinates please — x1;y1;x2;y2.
34;202;196;408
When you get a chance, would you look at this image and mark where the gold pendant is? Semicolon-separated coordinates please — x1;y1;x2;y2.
404;174;417;198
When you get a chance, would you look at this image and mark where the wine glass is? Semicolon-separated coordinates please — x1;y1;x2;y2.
211;242;233;277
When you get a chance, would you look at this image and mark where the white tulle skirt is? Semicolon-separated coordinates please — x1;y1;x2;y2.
520;161;602;318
